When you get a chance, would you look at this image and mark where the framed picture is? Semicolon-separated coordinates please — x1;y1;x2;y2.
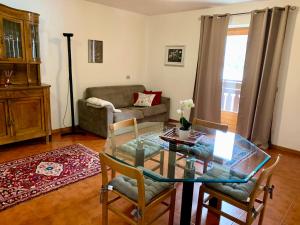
88;40;103;63
165;45;185;66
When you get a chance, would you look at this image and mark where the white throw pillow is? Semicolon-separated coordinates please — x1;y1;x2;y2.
134;92;155;107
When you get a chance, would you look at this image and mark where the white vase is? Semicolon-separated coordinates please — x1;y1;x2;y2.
178;129;190;140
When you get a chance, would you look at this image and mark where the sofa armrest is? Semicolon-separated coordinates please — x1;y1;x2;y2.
78;99;113;138
161;96;170;121
161;96;170;104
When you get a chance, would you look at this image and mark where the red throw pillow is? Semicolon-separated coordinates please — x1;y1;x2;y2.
143;90;152;95
144;90;162;106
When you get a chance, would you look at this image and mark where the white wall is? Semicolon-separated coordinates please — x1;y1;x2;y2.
0;0;148;130
145;0;300;150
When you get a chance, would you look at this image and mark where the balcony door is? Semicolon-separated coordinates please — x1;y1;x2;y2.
221;27;248;132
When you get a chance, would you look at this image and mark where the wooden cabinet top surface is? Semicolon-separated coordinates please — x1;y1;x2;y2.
0;84;50;91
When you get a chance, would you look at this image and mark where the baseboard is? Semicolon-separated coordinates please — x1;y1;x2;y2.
270;144;300;156
51;126;77;134
168;119;179;123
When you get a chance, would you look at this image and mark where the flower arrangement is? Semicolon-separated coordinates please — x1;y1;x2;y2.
176;99;195;131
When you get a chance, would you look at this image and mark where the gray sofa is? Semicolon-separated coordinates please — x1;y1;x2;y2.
78;85;170;138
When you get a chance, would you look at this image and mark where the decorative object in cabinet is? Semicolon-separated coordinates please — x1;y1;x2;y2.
3;19;23;59
30;24;40;61
3;70;13;87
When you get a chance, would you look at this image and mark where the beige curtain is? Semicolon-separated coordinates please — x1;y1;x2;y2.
190;14;230;123
237;6;290;149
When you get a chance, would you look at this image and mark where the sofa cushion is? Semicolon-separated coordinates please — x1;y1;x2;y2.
86;85;145;108
113;108;144;122
109;175;172;204
144;90;162;105
130;104;167;117
134;92;156;107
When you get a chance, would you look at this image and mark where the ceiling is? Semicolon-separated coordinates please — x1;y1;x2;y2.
85;0;266;15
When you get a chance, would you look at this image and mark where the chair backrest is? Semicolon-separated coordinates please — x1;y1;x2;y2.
249;155;281;201
99;152;146;205
109;118;138;151
109;118;138;137
192;118;228;132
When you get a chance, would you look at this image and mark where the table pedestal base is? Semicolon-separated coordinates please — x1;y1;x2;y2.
180;182;194;225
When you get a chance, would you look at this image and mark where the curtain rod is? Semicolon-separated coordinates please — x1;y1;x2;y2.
198;5;297;20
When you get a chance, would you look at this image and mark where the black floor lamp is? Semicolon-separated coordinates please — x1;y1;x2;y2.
61;33;84;136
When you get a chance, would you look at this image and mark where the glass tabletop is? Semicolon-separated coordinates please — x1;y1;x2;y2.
104;122;271;183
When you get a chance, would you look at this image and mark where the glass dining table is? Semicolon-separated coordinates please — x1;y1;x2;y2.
104;122;271;225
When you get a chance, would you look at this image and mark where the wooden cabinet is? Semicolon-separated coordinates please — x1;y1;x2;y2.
10;97;44;137
0;3;41;86
0;4;51;145
0;99;10;142
0;85;51;145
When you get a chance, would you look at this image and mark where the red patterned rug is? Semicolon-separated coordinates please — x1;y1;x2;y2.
0;143;100;211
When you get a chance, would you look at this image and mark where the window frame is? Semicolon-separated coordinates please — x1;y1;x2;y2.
227;27;249;36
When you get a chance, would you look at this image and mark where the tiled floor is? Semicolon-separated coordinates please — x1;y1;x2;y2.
0;133;299;225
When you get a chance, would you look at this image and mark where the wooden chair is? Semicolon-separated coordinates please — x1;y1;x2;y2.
176;118;229;173
99;152;176;225
192;118;228;132
109;118;164;174
195;155;281;225
192;118;228;172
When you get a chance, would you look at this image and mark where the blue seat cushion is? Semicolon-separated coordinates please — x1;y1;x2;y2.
177;143;213;159
117;139;161;158
203;167;257;202
109;175;173;204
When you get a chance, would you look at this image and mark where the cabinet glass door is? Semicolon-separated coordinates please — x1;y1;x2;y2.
30;24;40;61
3;19;23;59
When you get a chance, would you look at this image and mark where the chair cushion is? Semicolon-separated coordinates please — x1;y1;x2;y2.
117;139;161;158
109;175;172;204
203;167;257;202
113;108;144;122
131;104;167;117
177;143;214;160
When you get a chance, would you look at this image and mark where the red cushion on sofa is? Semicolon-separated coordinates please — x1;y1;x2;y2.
144;90;162;106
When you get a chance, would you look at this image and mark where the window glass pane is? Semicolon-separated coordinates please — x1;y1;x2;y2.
222;35;248;81
3;19;23;58
31;24;40;60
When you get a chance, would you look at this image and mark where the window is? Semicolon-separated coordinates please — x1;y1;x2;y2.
223;28;248;82
221;27;248;131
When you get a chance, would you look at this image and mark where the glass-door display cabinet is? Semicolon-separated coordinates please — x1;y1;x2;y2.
0;3;51;146
2;18;24;60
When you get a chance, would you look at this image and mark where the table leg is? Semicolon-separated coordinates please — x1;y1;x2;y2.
168;142;177;178
180;182;194;225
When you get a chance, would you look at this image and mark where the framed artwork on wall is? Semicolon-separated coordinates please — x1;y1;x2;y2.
88;40;103;63
165;45;185;66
